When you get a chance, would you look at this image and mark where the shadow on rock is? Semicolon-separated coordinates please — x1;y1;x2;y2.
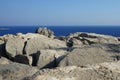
30;51;41;66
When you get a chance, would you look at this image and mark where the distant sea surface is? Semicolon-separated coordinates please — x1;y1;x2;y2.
0;26;120;37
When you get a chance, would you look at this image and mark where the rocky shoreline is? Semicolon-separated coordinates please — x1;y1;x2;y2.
0;27;120;80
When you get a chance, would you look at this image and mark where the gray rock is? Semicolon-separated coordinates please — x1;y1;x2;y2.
0;57;12;65
30;50;67;69
1;34;15;42
0;63;38;80
67;32;119;46
59;44;120;67
0;76;2;80
25;38;49;55
5;37;25;59
14;55;32;65
35;50;56;69
26;61;120;80
25;37;66;55
36;27;54;38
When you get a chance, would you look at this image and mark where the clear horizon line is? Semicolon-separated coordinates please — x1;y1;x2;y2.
1;25;120;27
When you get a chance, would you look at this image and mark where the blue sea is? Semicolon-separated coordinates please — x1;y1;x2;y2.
0;26;120;37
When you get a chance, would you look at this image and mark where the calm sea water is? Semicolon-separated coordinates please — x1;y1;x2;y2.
0;26;120;37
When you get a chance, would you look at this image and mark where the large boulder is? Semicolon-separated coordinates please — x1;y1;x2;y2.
36;27;54;38
35;50;56;69
32;50;67;69
25;61;120;80
0;63;38;80
25;36;66;55
59;44;120;67
5;37;25;59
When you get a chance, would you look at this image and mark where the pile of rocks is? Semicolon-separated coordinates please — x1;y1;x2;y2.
0;27;120;80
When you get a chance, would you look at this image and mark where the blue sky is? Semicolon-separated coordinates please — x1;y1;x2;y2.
0;0;120;26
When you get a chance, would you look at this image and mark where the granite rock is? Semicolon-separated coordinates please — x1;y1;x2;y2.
36;27;54;38
25;36;66;55
5;37;25;59
59;44;120;67
33;50;67;69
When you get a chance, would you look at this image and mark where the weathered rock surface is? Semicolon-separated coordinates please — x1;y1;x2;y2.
0;57;12;65
34;50;67;69
16;33;45;41
59;44;120;67
2;32;67;68
0;63;38;80
25;36;66;55
5;37;25;59
67;32;119;47
0;34;15;42
25;61;120;80
36;27;54;38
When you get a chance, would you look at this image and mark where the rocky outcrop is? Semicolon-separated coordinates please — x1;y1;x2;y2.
67;32;119;47
1;32;67;68
25;61;120;80
59;44;120;67
24;36;67;68
36;27;54;38
0;27;120;80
